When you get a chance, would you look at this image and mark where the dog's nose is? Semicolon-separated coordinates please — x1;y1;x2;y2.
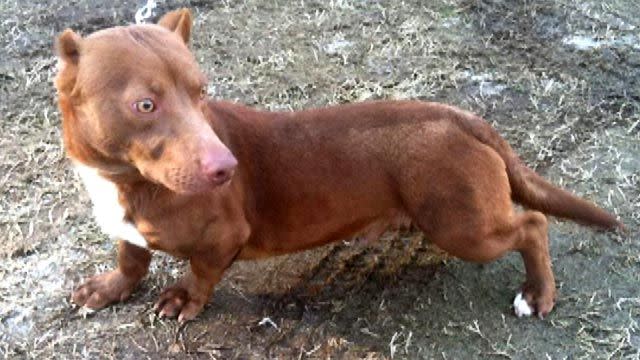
201;150;238;186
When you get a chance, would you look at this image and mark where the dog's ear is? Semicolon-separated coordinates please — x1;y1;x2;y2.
158;8;192;44
56;29;82;65
55;29;82;95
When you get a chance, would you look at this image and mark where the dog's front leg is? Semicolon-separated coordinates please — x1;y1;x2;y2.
73;240;152;309
153;258;225;322
154;224;249;322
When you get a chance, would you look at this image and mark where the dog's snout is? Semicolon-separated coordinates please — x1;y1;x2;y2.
200;150;238;186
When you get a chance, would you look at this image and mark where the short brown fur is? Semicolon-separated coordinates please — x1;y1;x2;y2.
57;9;622;321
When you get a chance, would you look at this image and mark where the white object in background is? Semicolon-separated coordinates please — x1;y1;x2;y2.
135;0;158;24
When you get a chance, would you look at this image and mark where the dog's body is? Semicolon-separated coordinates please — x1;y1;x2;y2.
56;9;622;322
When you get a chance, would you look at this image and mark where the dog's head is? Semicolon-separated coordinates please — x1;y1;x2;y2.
55;9;236;194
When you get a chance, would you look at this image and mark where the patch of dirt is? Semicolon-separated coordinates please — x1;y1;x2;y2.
1;0;638;358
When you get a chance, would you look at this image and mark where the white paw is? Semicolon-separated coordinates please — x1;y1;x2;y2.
513;292;533;318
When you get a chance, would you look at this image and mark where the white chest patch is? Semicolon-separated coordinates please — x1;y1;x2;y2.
74;164;148;249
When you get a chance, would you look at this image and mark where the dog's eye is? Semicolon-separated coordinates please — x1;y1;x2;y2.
134;99;156;113
200;86;207;99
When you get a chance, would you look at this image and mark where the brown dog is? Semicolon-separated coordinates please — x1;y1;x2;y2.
55;9;622;322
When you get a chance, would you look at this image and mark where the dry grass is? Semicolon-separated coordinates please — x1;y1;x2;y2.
0;0;638;358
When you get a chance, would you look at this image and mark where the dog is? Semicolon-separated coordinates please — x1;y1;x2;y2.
55;9;622;322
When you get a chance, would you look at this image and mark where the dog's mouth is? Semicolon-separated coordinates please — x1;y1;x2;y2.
141;150;238;194
159;167;235;194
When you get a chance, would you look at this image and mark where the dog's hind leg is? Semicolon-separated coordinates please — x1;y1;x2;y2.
509;212;556;319
397;137;555;318
417;209;556;319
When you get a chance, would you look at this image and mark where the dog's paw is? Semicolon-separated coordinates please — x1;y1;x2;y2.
513;288;555;319
72;270;137;309
513;292;533;317
154;286;206;322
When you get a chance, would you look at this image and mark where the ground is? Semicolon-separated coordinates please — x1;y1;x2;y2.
0;0;639;358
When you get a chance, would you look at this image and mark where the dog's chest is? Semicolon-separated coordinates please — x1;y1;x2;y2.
74;164;148;249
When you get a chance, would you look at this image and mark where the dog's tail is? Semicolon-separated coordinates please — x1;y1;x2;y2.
452;109;623;230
